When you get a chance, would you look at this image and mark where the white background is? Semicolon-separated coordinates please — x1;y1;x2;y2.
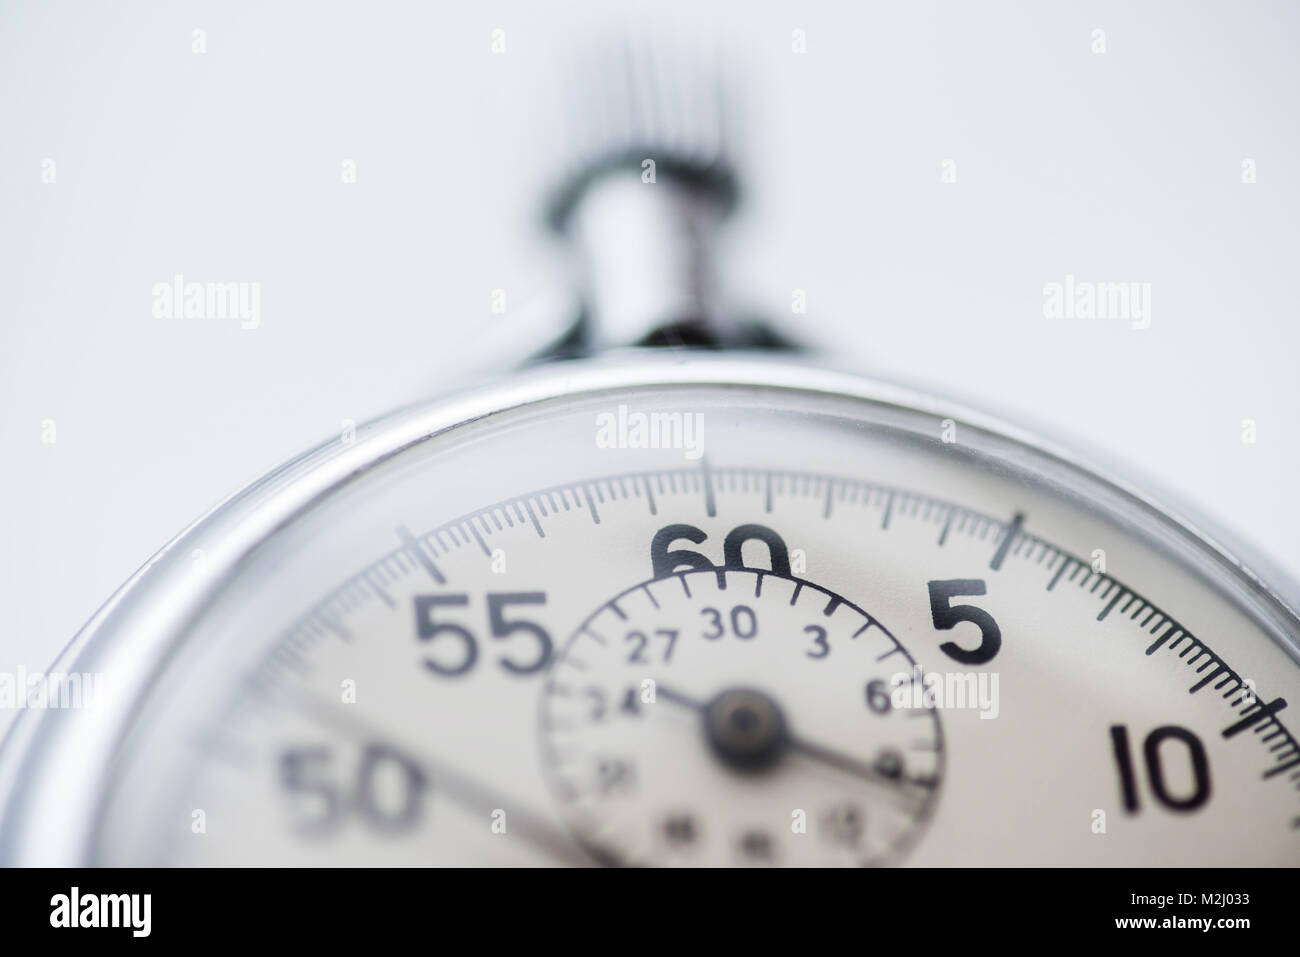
2;0;1297;728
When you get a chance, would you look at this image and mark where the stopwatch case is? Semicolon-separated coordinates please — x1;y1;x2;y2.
1;352;1297;865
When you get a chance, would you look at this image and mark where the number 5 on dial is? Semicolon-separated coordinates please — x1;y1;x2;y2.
926;579;1001;665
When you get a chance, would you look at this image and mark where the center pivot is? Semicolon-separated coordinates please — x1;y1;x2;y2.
704;688;789;772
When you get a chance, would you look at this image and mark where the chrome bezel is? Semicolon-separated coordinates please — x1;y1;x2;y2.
2;352;1297;864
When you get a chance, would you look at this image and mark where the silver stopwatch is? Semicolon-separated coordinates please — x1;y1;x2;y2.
2;48;1297;868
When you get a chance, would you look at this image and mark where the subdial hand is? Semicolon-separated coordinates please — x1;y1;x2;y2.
656;682;927;793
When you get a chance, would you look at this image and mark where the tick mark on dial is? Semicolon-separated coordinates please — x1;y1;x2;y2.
522;500;545;538
1223;698;1289;738
582;485;601;524
466;520;492;557
700;457;716;518
395;525;445;584
938;509;954;546
363;572;396;609
1047;556;1071;590
640;474;658;515
1189;664;1229;694
1097;586;1128;621
989;512;1025;571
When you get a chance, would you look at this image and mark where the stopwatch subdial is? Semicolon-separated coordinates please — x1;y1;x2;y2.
539;568;944;866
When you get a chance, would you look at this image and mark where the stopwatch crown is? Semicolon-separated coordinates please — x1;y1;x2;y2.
534;34;796;356
542;35;741;235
